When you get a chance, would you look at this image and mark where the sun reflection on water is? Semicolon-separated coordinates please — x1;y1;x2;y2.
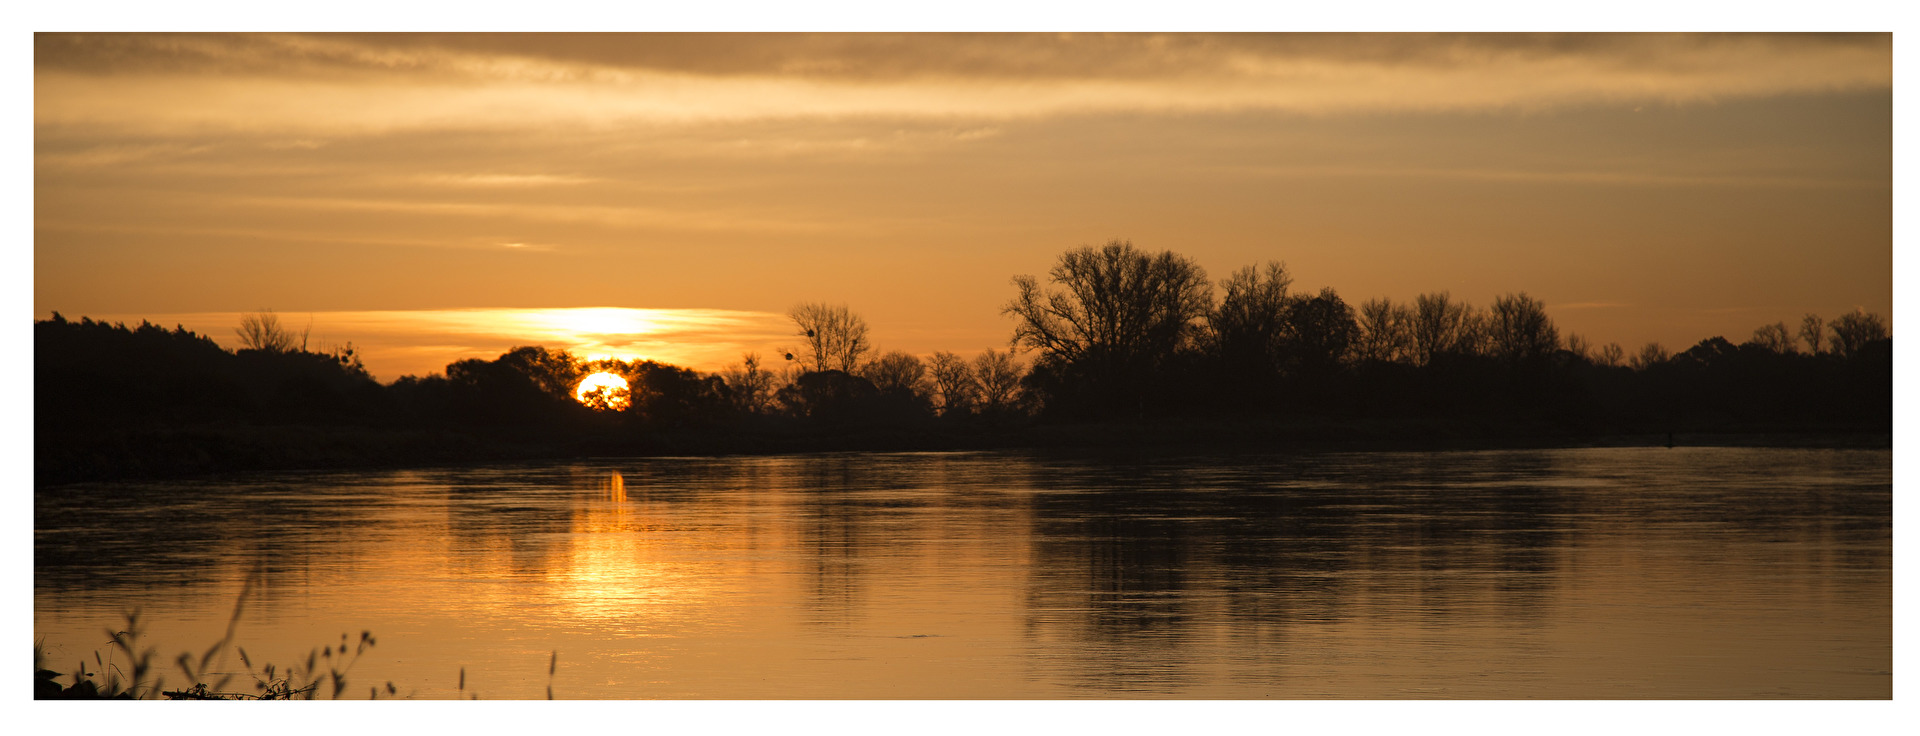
551;472;709;627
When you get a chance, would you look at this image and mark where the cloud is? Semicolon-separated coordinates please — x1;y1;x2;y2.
415;173;600;187
217;194;840;233
1207;163;1886;190
1553;301;1633;310
35;33;1890;138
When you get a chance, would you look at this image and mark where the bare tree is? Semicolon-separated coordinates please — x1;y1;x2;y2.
861;350;931;399
1799;313;1826;356
1828;308;1888;359
787;302;870;373
235;309;297;353
1630;342;1669;371
1487;292;1559;363
974;348;1025;413
927;350;980;417
1356;297;1414;364
1457;306;1490;357
1748;322;1795;354
1410;291;1474;365
1597;342;1625;368
1564;333;1591;362
720;352;775;414
1209;262;1293;372
1005;240;1211;376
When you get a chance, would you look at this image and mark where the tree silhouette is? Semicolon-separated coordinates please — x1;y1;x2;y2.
928;350;980;417
774;369;880;424
787;303;871;373
1799;313;1827;356
1828;308;1888;359
1209;262;1293;381
1630;342;1669;371
974;348;1025;415
1006;239;1210;382
1747;322;1795;354
719;352;776;415
1487;292;1558;364
1597;342;1625;368
861;351;933;409
235;309;298;353
1410;292;1474;365
496;346;584;400
1563;333;1592;362
1356;297;1414;364
1284;287;1359;377
626;360;730;428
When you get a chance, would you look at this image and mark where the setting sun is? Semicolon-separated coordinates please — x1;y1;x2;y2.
575;371;631;411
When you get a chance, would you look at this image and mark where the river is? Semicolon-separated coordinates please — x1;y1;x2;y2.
33;446;1891;699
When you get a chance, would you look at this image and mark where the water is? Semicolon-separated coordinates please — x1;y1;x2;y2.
33;447;1891;699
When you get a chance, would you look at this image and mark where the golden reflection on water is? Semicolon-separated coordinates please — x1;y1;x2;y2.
30;449;1893;699
552;472;711;625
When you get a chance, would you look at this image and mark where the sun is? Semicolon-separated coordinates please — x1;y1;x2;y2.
574;372;632;411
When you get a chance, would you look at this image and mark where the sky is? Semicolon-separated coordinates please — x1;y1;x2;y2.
32;32;1893;381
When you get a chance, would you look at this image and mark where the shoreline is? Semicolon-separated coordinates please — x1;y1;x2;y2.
35;417;1892;488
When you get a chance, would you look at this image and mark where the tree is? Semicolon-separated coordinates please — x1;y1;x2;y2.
495;345;582;400
1630;342;1669;371
1209;262;1294;379
927;351;980;417
235;309;297;353
787;303;870;373
861;351;931;400
446;351;572;425
1487;292;1559;363
1284;287;1359;375
1456;306;1490;358
1005;240;1211;377
1410;291;1474;365
974;348;1025;414
1799;313;1826;356
627;360;729;428
1828;308;1888;359
719;352;775;415
1564;333;1592;362
774;370;880;424
1597;342;1625;368
1356;297;1413;364
1747;322;1795;354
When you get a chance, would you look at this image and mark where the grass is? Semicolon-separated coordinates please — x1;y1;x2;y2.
35;574;564;700
34;575;399;700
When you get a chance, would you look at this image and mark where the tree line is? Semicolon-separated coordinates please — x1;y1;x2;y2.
1001;240;1889;429
35;239;1890;482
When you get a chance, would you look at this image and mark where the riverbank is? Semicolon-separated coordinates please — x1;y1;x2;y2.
34;415;1891;488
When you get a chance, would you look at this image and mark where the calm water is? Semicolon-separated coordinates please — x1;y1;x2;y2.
34;447;1891;699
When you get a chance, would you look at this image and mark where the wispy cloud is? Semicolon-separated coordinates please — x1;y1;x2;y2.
1553;301;1633;310
35;34;1890;138
414;173;600;187
33;220;561;252
1209;164;1887;190
222;194;840;233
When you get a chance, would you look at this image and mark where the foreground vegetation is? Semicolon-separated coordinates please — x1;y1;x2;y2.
35;241;1890;485
32;576;564;700
34;580;392;700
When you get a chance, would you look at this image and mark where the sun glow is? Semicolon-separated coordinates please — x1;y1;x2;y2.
575;371;631;411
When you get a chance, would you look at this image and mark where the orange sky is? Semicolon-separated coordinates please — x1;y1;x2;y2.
33;33;1893;381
